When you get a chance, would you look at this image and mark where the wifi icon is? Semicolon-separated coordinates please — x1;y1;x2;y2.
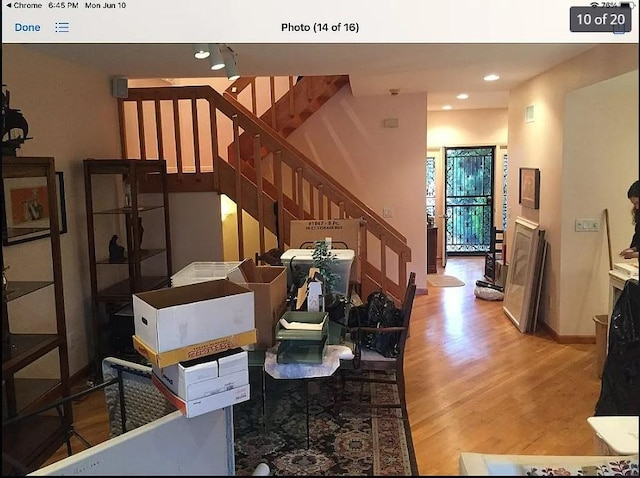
590;1;599;6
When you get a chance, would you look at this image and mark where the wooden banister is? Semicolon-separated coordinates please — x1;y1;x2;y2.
119;83;411;302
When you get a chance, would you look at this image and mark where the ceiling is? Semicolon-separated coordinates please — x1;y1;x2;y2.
24;43;597;111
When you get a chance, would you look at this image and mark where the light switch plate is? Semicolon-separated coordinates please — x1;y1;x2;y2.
575;218;600;232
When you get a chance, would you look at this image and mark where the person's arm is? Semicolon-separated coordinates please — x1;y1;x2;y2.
630;219;640;251
620;212;640;259
620;249;639;259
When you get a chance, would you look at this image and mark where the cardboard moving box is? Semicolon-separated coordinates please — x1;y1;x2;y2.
133;279;255;354
152;373;250;418
133;330;256;369
152;348;249;402
230;266;288;349
289;219;362;284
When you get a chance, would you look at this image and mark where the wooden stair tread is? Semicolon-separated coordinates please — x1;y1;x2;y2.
231;75;349;162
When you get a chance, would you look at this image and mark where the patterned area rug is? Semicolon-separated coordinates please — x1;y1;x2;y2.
234;371;418;476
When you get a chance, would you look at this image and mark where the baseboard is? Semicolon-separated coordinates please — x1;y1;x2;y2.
539;321;596;344
416;287;428;295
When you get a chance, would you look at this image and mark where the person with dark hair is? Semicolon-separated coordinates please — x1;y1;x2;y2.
619;180;640;260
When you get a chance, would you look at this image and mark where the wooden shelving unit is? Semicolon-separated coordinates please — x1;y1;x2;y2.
2;156;72;475
83;159;172;373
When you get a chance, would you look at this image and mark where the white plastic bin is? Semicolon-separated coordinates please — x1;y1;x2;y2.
280;249;355;296
171;261;242;288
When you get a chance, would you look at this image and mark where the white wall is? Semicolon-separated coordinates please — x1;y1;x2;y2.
508;44;638;338
141;192;225;274
561;70;638;336
2;44;122;376
286;87;428;291
428;108;508;147
169;192;224;271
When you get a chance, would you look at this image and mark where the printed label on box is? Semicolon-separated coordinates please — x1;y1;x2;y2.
133;330;256;368
152;373;250;418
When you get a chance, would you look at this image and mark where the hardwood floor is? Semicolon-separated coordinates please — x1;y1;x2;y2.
42;257;602;475
406;257;601;475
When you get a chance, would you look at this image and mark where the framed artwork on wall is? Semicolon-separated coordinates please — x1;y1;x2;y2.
502;217;540;333
2;171;67;246
519;167;540;209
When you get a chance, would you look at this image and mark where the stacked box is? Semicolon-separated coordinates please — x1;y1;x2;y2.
229;266;288;349
173;262;288;350
152;348;249;418
132;279;256;417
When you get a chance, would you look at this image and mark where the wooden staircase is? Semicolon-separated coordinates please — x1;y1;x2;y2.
118;78;411;303
226;76;350;164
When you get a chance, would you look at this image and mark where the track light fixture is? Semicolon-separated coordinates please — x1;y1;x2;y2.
192;43;240;80
222;46;240;81
193;44;210;60
208;44;225;71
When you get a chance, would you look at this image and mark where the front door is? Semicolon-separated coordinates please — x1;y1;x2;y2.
444;146;495;255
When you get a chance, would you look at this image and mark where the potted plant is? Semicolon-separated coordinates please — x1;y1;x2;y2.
311;240;339;294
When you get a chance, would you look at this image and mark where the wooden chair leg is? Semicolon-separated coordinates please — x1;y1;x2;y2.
395;369;409;420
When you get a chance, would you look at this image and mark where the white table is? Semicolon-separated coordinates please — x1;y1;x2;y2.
263;344;353;448
587;416;639;456
264;344;352;380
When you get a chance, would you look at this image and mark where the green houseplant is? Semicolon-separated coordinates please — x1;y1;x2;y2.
311;240;339;294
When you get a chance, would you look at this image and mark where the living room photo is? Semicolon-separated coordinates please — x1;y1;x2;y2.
2;2;639;476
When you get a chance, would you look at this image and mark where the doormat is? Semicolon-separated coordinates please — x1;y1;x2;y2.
427;274;465;287
234;372;418;476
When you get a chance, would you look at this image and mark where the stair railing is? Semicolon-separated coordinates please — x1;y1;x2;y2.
119;84;411;302
225;76;296;128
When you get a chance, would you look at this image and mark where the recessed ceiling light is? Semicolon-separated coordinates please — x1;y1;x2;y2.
456;93;469;100
483;74;500;82
442;105;453;110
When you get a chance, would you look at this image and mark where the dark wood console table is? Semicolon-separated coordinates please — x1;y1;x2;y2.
427;227;438;274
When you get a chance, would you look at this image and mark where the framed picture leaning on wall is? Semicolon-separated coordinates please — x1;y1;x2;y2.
519;167;540;209
502;217;541;333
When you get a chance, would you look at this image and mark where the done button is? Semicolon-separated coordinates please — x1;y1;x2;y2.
14;23;42;31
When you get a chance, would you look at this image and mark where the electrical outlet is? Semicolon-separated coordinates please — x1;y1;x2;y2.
383;207;393;218
575;218;600;232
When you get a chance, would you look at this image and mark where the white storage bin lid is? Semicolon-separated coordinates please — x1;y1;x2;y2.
171;261;243;287
280;249;355;262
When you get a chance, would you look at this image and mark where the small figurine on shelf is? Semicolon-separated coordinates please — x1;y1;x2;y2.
123;177;132;210
136;217;146;253
109;235;126;263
